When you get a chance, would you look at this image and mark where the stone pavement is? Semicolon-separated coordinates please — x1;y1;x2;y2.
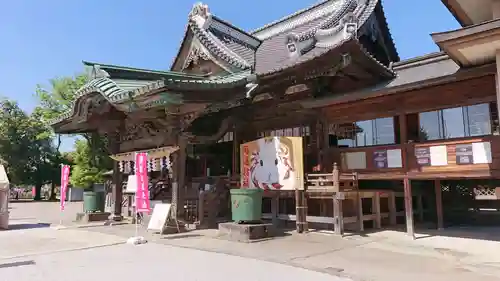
7;201;500;280
0;221;125;260
87;224;500;281
0;223;344;281
1;242;347;281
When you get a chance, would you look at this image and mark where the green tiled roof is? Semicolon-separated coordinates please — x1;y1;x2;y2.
49;66;251;126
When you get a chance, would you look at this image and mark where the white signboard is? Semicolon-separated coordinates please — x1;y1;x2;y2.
147;203;172;232
430;145;448;166
387;149;403;168
472;142;492;164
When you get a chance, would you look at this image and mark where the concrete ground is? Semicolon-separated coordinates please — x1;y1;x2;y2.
7;201;500;281
4;202;345;281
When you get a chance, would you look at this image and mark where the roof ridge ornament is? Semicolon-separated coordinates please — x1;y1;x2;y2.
190;2;210;20
89;65;110;80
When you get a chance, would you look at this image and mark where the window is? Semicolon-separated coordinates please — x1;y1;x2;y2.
336;117;395;147
419;103;491;141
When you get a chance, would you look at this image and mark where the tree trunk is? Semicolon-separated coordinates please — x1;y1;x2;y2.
34;184;43;201
49;182;57;201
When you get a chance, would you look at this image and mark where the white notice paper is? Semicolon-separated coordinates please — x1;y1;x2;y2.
387;149;403;168
345;152;366;170
125;175;137;193
472;142;492;164
430;145;448;166
147;203;172;232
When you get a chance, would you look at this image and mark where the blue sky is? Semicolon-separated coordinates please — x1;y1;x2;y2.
0;0;460;151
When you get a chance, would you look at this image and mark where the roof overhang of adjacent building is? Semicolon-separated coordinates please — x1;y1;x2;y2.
441;0;492;26
432;19;500;67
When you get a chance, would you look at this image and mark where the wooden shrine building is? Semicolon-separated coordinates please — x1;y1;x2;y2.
51;0;500;236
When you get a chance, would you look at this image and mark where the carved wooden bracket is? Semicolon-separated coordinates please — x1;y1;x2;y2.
185;116;234;144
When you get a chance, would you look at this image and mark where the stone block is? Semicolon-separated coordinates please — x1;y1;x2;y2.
75;212;111;223
218;222;275;243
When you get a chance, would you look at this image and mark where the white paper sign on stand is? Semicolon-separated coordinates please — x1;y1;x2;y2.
0;164;10;230
125;175;137;194
147;203;172;233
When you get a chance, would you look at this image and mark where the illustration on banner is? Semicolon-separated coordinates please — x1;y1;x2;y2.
240;137;304;190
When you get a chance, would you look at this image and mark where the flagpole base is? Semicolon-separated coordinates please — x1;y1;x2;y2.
126;236;147;245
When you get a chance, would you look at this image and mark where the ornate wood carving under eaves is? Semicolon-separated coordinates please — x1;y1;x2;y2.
76;94;111;123
120;121;165;143
182;47;211;71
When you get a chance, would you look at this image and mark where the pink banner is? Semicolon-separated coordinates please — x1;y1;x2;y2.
60;165;70;211
135;153;150;213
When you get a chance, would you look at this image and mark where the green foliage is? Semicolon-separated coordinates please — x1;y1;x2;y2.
69;140;105;189
34;74;112;188
35;75;88;122
0;99;65;191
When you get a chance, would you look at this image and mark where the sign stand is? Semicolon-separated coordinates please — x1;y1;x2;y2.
127;152;150;245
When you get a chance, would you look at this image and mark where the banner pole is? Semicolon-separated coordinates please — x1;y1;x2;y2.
135;203;139;238
59;164;63;226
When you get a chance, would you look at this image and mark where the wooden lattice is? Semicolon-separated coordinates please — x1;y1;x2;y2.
474;186;498;200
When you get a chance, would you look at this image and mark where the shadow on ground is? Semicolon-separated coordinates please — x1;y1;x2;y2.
0;260;35;269
6;223;51;231
162;233;204;240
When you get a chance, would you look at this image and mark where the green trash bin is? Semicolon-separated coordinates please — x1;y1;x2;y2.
83;191;106;213
230;188;263;223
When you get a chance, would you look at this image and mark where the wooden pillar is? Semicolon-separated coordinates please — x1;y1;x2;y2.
232;129;239;176
177;138;187;218
434;180;444;230
302;190;308;232
388;192;397;226
357;192;364;232
373;192;382;229
496;50;500;123
106;130;123;221
417;195;424;222
271;192;279;226
332;163;344;235
295;188;307;233
111;159;123;221
295;189;303;233
404;178;415;239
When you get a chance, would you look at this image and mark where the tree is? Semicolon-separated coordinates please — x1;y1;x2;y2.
35;75;112;191
0;99;63;200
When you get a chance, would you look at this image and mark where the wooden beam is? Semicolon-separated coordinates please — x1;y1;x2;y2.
435;180;444;230
403;177;415;239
